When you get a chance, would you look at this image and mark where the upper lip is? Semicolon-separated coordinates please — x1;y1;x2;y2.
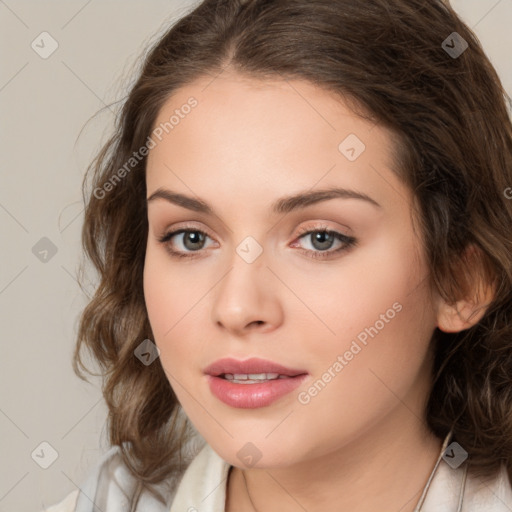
204;357;308;377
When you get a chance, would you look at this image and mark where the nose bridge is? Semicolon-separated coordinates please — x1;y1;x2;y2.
211;233;280;332
217;235;267;308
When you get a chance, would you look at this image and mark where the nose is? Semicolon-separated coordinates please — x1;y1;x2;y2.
211;248;283;337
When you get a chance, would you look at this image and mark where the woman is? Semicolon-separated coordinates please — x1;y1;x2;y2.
43;0;512;510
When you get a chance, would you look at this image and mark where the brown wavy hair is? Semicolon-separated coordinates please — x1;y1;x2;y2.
74;0;512;507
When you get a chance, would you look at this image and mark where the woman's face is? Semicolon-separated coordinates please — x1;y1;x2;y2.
144;71;440;468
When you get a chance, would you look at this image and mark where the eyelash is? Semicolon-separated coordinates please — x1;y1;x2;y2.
157;224;357;261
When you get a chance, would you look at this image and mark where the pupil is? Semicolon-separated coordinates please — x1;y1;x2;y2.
185;231;204;250
312;232;334;250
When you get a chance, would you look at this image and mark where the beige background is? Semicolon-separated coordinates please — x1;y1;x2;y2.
0;1;511;511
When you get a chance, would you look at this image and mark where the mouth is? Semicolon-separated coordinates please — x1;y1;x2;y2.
203;357;307;378
219;372;296;383
204;357;309;408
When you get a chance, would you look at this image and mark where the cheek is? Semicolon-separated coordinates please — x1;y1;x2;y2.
143;243;205;329
143;247;211;374
294;237;434;435
288;230;429;356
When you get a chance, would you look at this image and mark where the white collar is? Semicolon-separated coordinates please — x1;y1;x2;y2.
170;442;230;511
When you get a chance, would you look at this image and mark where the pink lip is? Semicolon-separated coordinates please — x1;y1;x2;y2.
206;374;309;409
204;357;309;409
203;357;307;377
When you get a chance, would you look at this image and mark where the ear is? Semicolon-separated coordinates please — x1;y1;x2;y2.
435;244;496;333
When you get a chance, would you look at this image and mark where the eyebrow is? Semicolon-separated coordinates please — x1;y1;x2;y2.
146;187;382;214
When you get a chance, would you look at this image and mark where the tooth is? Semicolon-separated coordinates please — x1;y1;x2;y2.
222;372;290;383
247;373;272;380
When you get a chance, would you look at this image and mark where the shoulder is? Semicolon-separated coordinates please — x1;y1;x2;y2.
463;464;512;510
39;444;189;512
422;460;512;511
37;447;126;512
40;489;79;512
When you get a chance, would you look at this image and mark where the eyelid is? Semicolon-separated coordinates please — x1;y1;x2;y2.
294;221;352;238
158;221;350;243
159;221;216;239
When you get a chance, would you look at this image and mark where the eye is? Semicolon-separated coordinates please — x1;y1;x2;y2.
157;224;357;260
291;225;357;260
157;226;215;259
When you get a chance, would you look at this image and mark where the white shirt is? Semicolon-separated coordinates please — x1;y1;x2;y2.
41;436;512;512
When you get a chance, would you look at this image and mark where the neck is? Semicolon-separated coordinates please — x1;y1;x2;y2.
226;405;443;512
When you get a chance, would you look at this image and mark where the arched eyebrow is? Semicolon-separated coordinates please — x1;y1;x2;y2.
146;187;382;214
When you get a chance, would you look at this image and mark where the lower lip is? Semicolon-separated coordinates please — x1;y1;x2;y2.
206;374;309;409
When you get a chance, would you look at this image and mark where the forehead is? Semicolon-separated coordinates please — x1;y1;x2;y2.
146;72;409;216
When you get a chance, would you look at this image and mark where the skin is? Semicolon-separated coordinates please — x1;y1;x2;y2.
143;70;487;512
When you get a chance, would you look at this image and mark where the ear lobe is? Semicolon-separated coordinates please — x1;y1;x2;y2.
435;244;496;334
